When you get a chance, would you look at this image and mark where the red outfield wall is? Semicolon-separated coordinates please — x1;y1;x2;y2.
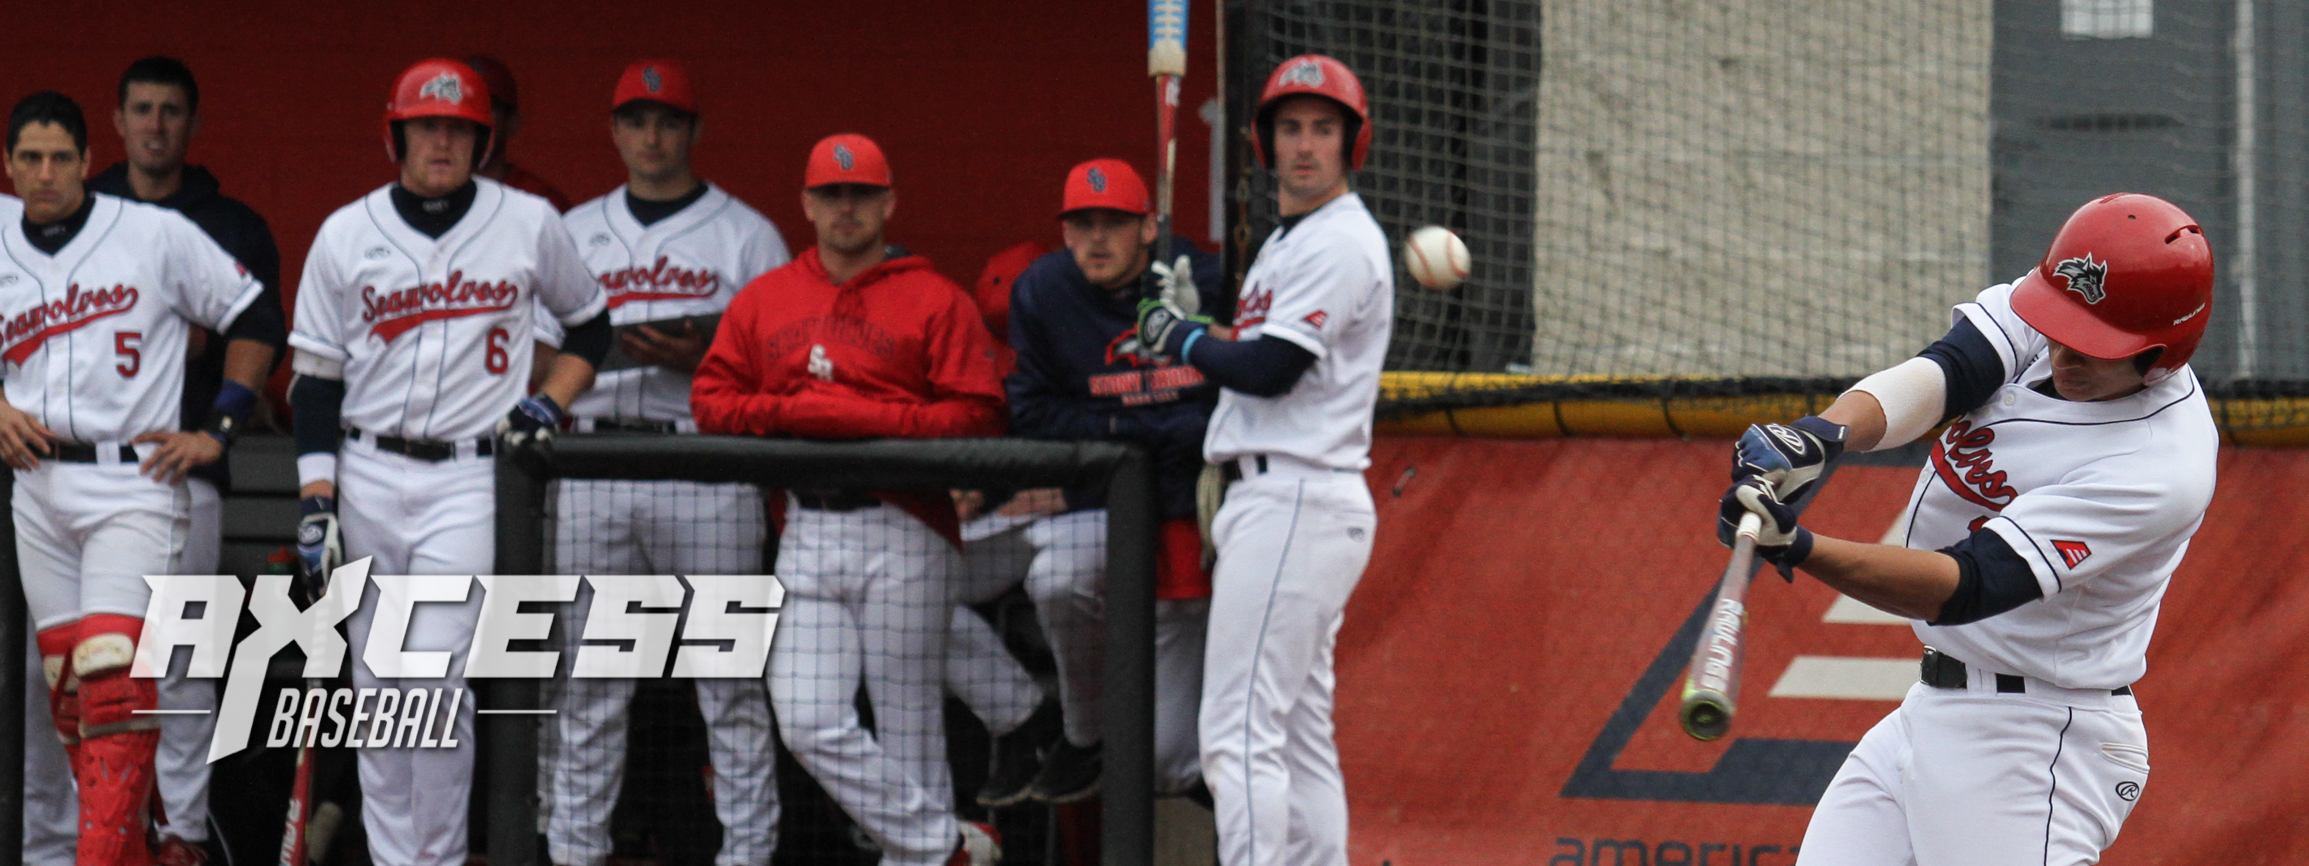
1342;437;2309;865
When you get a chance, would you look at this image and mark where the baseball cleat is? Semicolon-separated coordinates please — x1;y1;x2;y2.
1029;738;1102;805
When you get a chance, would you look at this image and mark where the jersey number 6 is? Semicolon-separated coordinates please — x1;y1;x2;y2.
486;327;510;375
115;331;142;377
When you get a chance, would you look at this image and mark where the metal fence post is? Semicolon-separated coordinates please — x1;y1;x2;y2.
489;449;549;866
1101;445;1157;866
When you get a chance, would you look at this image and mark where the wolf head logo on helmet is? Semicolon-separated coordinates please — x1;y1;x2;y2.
2054;254;2108;304
1280;60;1326;87
418;72;464;105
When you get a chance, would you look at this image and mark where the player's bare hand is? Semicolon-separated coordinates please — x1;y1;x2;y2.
131;430;224;484
624;321;709;374
996;487;1067;518
0;402;57;470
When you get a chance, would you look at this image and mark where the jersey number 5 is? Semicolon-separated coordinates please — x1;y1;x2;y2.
115;331;141;377
486;327;510;375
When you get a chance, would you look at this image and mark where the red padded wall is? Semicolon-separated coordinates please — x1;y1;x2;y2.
2;0;1223;295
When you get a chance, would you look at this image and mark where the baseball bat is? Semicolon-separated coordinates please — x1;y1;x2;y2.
278;710;314;866
1147;0;1188;296
1679;511;1762;741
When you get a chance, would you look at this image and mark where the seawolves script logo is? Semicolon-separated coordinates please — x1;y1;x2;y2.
362;271;520;341
2054;254;2108;304
1929;419;2018;510
599;256;721;307
1;283;140;364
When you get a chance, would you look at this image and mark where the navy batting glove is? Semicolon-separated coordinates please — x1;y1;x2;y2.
497;394;565;448
296;496;343;600
1718;478;1813;581
1731;415;1848;504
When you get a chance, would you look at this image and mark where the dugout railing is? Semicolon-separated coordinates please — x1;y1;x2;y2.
489;434;1161;866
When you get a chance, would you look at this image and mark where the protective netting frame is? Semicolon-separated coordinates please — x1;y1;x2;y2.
1233;0;2309;437
489;434;1161;866
1232;0;1543;375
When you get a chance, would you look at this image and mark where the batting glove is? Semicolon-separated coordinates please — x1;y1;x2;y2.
296;496;343;600
496;394;565;449
1718;478;1813;581
1731;416;1847;505
1149;254;1201;320
1134;298;1211;363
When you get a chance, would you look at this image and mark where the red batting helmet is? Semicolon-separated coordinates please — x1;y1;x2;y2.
382;58;495;168
1253;54;1371;171
2010;193;2213;385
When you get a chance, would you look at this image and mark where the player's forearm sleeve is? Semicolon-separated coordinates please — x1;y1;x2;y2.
1847;357;1946;451
1918;317;2005;422
1183;334;1317;398
560;311;612;368
1930;529;2043;625
290;374;346;459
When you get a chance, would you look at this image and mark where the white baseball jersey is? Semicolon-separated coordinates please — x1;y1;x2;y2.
1204;192;1393;471
540;183;788;422
0;194;261;442
290;179;605;439
1899;282;2218;689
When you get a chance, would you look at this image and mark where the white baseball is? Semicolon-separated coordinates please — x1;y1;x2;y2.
1403;225;1470;290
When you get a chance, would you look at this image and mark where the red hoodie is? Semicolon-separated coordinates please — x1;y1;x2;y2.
693;248;1006;542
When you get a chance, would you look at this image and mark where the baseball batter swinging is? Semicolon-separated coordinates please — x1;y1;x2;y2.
1134;55;1392;866
0;91;277;866
1718;193;2217;865
288;59;609;866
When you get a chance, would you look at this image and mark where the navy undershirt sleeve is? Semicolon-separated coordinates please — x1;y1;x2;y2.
221;291;287;349
1183;333;1317;398
1917;317;2006;424
561;311;613;368
1931;528;2043;625
290;375;346;456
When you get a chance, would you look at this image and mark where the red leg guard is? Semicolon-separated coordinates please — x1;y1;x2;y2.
72;615;158;866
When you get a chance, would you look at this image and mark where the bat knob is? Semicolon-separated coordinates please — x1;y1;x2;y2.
1680;700;1731;741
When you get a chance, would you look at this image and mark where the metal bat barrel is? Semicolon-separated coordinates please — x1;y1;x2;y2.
1680;511;1761;741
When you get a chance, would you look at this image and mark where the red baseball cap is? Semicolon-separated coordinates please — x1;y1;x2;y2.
806;134;891;188
1059;159;1150;217
614;59;697;114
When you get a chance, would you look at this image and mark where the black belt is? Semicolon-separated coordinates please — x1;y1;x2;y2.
792;489;881;512
590;418;677;435
53;442;137;463
1921;647;2131;696
1219;455;1268;483
348;428;494;462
